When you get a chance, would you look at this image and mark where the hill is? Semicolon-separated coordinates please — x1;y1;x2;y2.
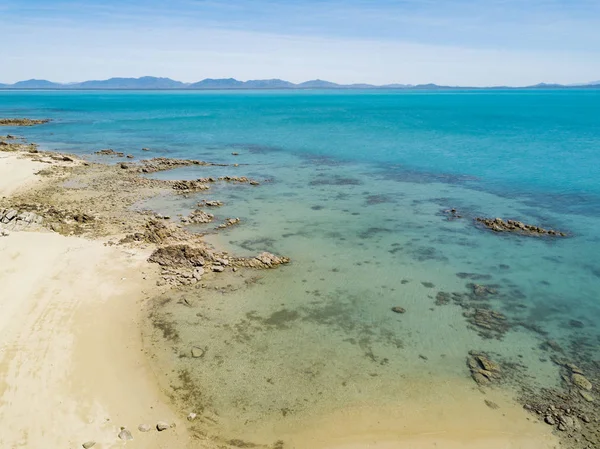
71;77;186;89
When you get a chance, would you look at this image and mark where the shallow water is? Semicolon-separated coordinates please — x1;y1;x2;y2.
1;90;599;446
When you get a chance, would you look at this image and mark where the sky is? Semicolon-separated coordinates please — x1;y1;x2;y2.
2;0;600;86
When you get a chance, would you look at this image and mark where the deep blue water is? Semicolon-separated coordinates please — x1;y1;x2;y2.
2;89;599;444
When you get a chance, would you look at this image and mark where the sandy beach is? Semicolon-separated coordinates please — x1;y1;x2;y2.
0;139;562;449
0;152;189;448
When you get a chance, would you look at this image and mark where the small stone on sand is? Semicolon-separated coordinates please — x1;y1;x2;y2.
187;412;197;421
138;423;152;432
191;347;205;358
156;421;170;431
82;442;96;449
118;428;133;440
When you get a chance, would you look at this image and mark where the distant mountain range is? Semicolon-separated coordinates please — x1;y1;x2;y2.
1;76;599;90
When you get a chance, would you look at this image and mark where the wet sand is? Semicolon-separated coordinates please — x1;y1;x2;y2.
0;138;561;449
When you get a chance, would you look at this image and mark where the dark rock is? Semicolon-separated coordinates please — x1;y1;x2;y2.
545;415;556;425
435;292;451;305
464;308;510;339
569;319;585;328
467;352;501;386
148;244;213;268
475;217;567;237
484;399;500;409
391;306;406;314
95;148;125;157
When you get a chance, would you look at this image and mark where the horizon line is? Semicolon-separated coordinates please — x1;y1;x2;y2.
1;76;600;90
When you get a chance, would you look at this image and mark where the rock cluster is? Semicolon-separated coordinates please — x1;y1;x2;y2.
137;157;217;174
229;252;290;269
218;176;260;185
467;351;502;386
0;118;50;126
0;208;44;230
475;217;567;237
181;209;214;224
119;219;176;245
95;149;125;157
464;308;510;340
442;208;462;220
468;283;498;299
198;200;223;207
171;180;210;192
435;283;511;340
148;244;213;268
216;217;240;229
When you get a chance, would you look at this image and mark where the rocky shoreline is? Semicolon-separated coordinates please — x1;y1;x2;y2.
0;133;289;289
1;125;592;449
434;276;599;448
0;130;293;448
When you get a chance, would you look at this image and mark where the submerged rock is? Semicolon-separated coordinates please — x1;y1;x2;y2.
572;373;593;391
391;306;406;314
464;308;510;339
218;175;260;185
199;200;223;207
216;217;241;229
467;283;498;299
442;208;462;220
230;252;290;269
171;179;211;192
435;292;451;305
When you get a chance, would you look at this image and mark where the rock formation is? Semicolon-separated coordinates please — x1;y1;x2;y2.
475;217;567;237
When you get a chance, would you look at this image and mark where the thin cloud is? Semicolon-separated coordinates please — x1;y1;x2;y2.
2;0;599;85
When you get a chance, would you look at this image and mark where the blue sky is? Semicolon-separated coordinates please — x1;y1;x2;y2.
2;0;600;85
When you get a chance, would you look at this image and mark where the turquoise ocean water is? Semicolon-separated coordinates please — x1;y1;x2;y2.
1;90;599;444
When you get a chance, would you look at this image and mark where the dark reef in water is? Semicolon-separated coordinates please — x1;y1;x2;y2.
475;217;567;237
0;118;50;126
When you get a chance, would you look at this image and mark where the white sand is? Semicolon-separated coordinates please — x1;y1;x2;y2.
0;156;190;448
0;153;46;197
